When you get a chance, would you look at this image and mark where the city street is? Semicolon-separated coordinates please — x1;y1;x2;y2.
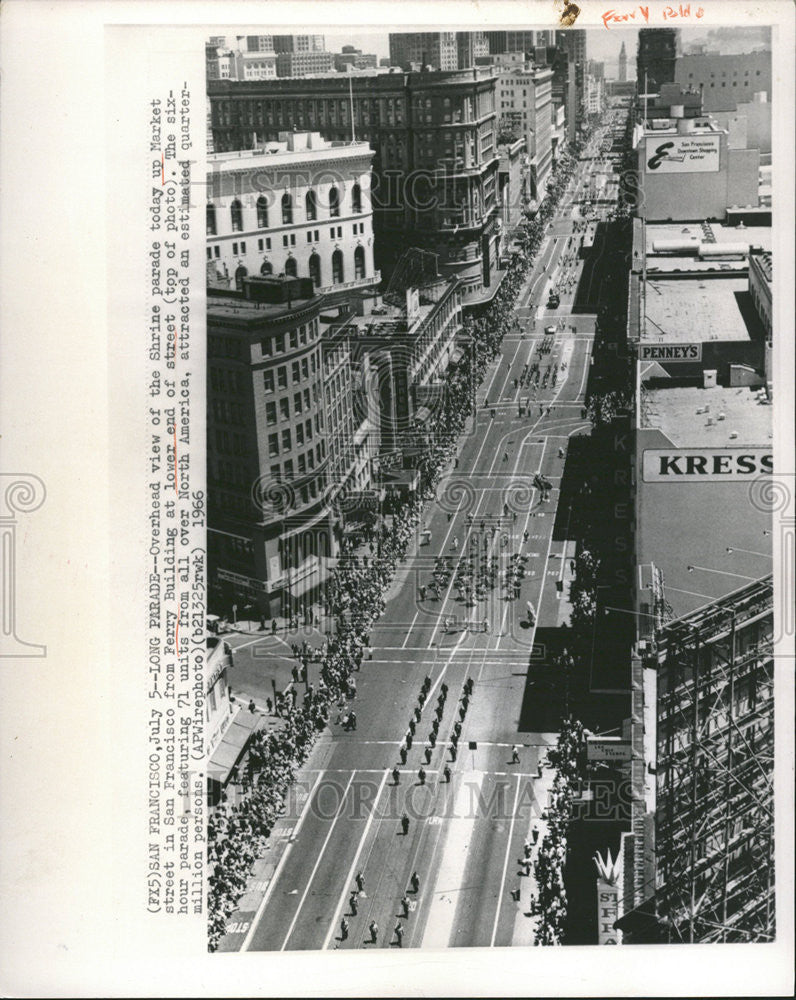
220;143;613;951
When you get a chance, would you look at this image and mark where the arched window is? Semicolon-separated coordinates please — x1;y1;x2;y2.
329;186;340;218
281;192;293;225
331;249;344;285
305;190;317;221
354;245;366;280
260;259;273;275
230;199;243;232
256;195;269;228
284;257;297;277
206;203;217;235
309;252;322;288
351;183;362;214
235;264;248;290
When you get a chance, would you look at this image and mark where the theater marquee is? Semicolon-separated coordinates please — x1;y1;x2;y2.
642;448;773;482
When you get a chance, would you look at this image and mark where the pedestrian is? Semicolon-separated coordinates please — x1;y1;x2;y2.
356;871;364;893
248;698;256;713
340;917;349;941
271;618;278;634
369;920;378;944
394;921;403;947
511;745;520;765
424;746;432;764
401;894;410;918
393;766;400;785
401;813;410;836
410;871;420;893
418;766;426;785
532;824;540;844
443;765;451;783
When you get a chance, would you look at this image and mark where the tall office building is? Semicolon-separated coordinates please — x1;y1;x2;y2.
618;40;627;82
456;31;489;69
637;28;678;91
389;32;458;71
208;67;502;297
272;35;326;53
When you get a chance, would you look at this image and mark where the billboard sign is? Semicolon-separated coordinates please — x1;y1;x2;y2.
645;134;720;173
639;343;702;362
642;448;773;482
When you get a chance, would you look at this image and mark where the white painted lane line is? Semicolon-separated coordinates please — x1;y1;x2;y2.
401;610;420;649
420;770;486;948
321;768;389;950
279;771;356;951
491;771;522;946
241;769;325;953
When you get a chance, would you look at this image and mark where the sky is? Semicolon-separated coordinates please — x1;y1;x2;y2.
326;29;638;76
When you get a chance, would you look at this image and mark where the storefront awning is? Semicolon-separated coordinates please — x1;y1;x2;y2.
208;708;261;785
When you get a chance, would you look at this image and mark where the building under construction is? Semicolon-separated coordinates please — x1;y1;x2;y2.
619;574;775;943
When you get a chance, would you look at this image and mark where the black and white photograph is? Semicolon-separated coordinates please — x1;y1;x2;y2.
0;2;793;996
203;22;782;953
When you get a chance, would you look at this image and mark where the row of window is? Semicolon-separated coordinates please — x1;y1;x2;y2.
261;319;319;357
267;420;317;452
207;185;363;235
268;433;326;468
209;367;248;393
264;392;321;425
263;357;319;392
211;399;246;426
236;246;367;289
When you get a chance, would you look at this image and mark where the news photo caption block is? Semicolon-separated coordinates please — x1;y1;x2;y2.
145;84;206;917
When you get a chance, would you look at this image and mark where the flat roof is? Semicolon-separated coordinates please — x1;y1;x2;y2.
643;385;772;448
208;292;318;323
642;276;756;343
644;221;772;253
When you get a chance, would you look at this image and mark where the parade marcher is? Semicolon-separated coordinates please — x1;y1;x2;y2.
410;871;420;894
408;718;416;735
406;731;413;750
443;765;452;783
399;744;408;765
401;813;410;836
429;731;437;749
418;766;427;785
340;917;349;941
356;871;365;893
394;921;404;947
401;894;410;918
393;766;400;785
424;746;432;765
369;921;378;944
449;744;458;762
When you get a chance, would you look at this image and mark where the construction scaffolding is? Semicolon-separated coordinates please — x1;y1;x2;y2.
649;574;775;943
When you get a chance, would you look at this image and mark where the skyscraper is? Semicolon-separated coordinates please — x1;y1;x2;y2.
637;28;678;91
618;41;627;82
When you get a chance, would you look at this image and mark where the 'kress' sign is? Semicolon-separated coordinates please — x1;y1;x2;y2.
639;343;701;362
643;448;773;482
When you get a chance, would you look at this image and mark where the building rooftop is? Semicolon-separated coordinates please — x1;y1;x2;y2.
642;385;772;447
642;275;758;343
750;249;772;283
208;289;319;325
645;222;772;255
208;133;373;167
637;385;773;618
